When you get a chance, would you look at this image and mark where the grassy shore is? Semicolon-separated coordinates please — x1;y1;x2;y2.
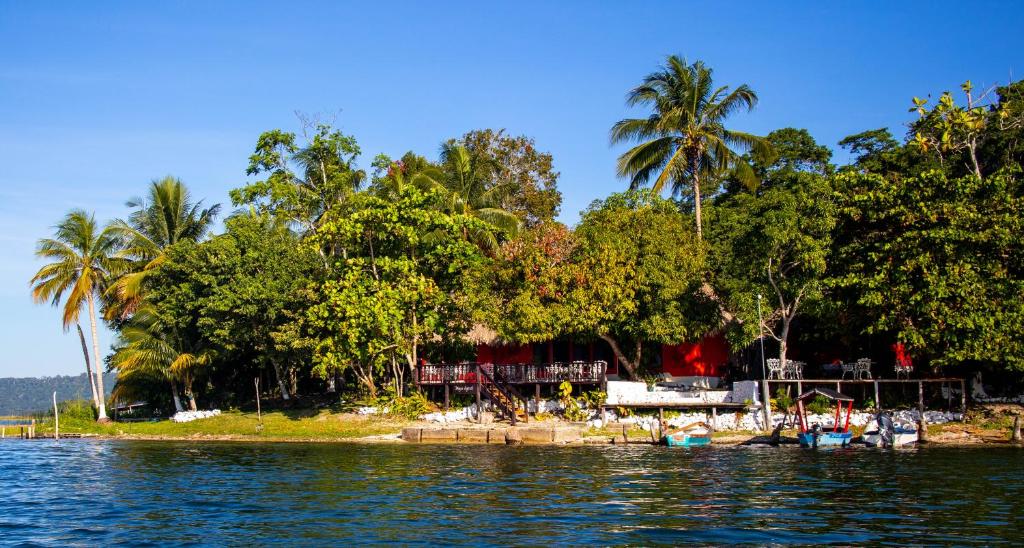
33;409;412;441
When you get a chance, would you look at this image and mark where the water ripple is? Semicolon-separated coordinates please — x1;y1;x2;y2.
0;441;1022;545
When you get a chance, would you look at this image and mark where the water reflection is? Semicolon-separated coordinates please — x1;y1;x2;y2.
0;440;1022;545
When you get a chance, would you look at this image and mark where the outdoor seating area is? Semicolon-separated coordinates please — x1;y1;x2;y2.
840;358;874;380
767;358;806;379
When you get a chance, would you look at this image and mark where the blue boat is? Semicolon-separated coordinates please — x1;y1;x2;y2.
663;422;712;447
794;388;855;449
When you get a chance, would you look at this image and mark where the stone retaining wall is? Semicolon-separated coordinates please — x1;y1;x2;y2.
402;426;584;444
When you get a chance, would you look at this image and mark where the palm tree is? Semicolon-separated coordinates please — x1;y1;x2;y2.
437;142;521;252
105;176;220;319
111;304;210;412
30;210;123;421
611;56;768;240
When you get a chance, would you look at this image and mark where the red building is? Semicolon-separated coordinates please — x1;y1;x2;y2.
474;333;730;380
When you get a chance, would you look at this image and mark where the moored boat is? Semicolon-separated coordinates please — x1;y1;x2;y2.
862;411;918;447
794;388;855;448
663;421;712;447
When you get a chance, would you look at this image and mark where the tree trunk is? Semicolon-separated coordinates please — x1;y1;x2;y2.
289;366;298;398
778;319;790;373
184;377;197;411
86;295;109;421
598;334;639;379
271;360;290;400
170;380;184;413
692;159;703;241
76;324;100;410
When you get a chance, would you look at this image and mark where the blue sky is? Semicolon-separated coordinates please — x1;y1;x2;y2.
1;1;1021;377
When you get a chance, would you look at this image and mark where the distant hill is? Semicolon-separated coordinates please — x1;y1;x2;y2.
0;372;116;415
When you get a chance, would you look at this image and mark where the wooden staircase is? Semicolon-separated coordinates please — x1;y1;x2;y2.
478;364;529;425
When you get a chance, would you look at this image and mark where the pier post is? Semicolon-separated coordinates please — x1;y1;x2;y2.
443;383;450;413
53;391;59;440
711;406;718;431
960;379;967;415
1012;416;1021;442
918;381;929;443
874;381;880;411
475;365;482;423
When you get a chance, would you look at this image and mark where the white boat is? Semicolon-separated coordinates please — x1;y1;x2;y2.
862;412;918;447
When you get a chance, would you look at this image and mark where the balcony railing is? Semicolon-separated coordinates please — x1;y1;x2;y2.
415;361;607;386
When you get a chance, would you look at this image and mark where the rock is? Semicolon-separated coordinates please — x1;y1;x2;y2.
478;412;494;425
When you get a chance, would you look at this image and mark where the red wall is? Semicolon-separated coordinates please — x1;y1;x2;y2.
661;335;729;377
476;344;533;364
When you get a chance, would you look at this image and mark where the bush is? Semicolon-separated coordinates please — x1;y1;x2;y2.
58;399;96;421
806;395;834;415
580;389;606;410
375;387;434;420
774;388;794;411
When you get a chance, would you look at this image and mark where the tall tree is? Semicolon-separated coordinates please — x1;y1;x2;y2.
458;129;562;226
709;174;837;367
477;193;713;379
611;56;767;240
30;210;122;421
231;123;365;236
308;187;485;396
435;142;522;253
832;168;1024;372
106;176;220;319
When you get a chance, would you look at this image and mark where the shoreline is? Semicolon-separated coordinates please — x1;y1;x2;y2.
10;430;1022;448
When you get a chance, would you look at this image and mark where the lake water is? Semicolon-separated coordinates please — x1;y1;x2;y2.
0;440;1022;545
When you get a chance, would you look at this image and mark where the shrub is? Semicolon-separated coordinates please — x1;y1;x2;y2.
774;388;794;411
58;399;96;421
806;395;833;415
375;387;434;420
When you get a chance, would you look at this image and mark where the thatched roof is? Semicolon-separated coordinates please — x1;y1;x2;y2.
465;323;500;345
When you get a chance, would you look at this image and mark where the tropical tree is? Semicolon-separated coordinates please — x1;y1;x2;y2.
105;176;220;319
611;56;767;240
709;174;837;368
30;210;123;420
458;129;562;226
370;152;444;199
308;187;485;396
231;123;366;236
435;142;521;252
477;192;713;379
111;304;210;412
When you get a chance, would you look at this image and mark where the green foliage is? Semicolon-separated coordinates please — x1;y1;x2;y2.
611;56;769;239
580;389;606;410
773;388;794;411
231;123;365;233
374;387;435;420
307;187;485;396
805;395;833;415
58;399;97;421
832;168;1024;370
709;173;836;355
478;191;713;379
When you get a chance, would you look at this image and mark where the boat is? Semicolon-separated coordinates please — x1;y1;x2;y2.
663;421;712;447
862;411;918;447
794;388;855;448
